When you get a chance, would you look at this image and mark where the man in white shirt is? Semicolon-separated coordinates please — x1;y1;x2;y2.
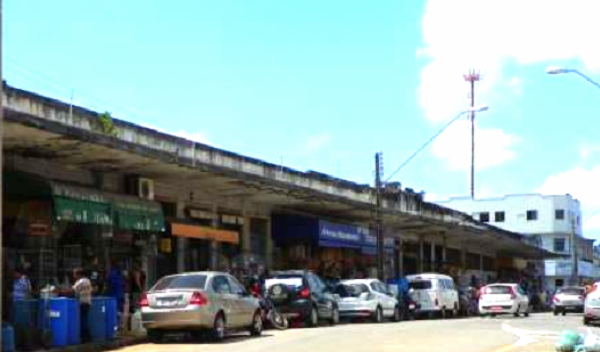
72;268;92;343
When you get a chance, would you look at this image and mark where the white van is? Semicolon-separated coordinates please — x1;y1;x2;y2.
406;273;459;318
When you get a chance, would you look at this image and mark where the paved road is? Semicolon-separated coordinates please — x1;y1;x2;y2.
115;313;592;352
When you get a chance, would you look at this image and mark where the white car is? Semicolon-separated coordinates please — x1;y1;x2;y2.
335;279;400;323
584;291;600;325
478;284;530;317
406;273;460;318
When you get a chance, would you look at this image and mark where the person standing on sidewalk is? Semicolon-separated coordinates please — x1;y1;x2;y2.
129;261;146;313
72;268;92;343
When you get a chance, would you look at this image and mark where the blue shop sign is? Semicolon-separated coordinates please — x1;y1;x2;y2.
362;232;395;255
318;220;362;249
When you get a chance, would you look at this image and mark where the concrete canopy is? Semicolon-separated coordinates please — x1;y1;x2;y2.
2;85;552;260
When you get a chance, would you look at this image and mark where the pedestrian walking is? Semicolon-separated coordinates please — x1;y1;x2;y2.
72;268;92;343
129;261;146;313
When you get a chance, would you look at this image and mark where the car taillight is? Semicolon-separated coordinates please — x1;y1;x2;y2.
299;287;310;299
190;291;208;306
553;296;560;303
140;292;149;307
480;287;488;295
510;287;517;300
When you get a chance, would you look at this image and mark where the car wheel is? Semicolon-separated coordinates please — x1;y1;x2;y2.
584;317;591;326
212;313;226;342
393;306;401;322
562;311;567;316
553;309;559;316
307;306;319;328
331;307;340;326
250;311;263;336
373;306;383;323
147;329;164;344
524;305;530;318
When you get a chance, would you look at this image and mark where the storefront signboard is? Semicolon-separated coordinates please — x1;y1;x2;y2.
318;220;362;249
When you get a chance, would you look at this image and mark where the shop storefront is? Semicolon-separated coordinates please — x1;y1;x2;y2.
272;214;395;280
3;172;165;297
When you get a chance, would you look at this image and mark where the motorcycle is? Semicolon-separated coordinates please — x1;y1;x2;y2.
249;281;289;330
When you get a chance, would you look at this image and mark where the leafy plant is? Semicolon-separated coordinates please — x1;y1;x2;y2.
98;111;118;136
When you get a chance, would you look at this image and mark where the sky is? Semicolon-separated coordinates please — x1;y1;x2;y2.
6;1;600;239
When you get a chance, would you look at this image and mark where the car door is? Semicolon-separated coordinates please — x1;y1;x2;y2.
445;279;458;310
211;275;238;327
227;275;256;327
518;286;529;310
371;281;395;316
309;274;333;318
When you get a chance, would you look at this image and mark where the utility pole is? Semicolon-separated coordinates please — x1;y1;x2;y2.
375;152;384;280
463;70;481;199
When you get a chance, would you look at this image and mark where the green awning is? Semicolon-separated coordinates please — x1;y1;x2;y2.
112;196;165;232
51;183;114;226
54;196;113;226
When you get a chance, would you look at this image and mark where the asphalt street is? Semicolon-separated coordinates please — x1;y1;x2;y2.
113;313;591;352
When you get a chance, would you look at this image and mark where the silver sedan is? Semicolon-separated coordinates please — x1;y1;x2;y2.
141;271;263;342
335;279;401;323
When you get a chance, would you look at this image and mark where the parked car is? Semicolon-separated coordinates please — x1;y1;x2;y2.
141;271;263;342
264;270;339;327
553;286;586;316
478;283;530;317
335;279;401;323
584;290;600;325
406;273;459;318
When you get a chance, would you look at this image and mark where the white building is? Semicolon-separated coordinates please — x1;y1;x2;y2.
437;194;595;290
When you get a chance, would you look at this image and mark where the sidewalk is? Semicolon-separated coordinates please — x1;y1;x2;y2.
35;333;147;352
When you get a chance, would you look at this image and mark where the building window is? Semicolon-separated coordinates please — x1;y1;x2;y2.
555;279;564;287
554;238;566;252
555;209;565;220
495;211;505;222
526;210;538;221
479;212;490;223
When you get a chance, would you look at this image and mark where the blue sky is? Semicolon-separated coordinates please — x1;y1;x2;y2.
6;1;600;238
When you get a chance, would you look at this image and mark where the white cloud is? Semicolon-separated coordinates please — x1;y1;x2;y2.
304;134;331;152
420;0;600;168
431;120;518;171
537;166;600;232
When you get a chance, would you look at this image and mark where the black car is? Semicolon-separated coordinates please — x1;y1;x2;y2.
264;270;340;327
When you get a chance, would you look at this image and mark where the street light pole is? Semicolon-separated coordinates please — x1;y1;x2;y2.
464;71;481;199
546;66;600;90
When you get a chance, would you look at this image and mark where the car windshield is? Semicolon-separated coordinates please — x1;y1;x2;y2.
266;274;304;289
409;280;433;290
559;287;585;295
151;275;207;291
486;286;513;294
336;283;369;298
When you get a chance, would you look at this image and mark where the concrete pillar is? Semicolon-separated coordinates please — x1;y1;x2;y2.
442;237;447;263
418;237;424;273
480;254;485;283
265;217;273;269
176;202;186;273
431;241;436;272
396;238;404;278
242;215;252;255
460;246;467;274
210;205;220;270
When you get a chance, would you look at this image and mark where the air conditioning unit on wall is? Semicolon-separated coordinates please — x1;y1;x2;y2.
137;178;155;200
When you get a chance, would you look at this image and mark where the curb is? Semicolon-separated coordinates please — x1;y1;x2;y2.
36;336;147;352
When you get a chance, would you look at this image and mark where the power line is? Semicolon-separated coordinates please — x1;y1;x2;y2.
385;111;469;182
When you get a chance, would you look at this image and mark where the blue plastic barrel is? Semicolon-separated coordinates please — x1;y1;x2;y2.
88;297;106;342
67;299;81;345
13;299;38;329
2;322;16;352
38;298;69;347
104;297;117;340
